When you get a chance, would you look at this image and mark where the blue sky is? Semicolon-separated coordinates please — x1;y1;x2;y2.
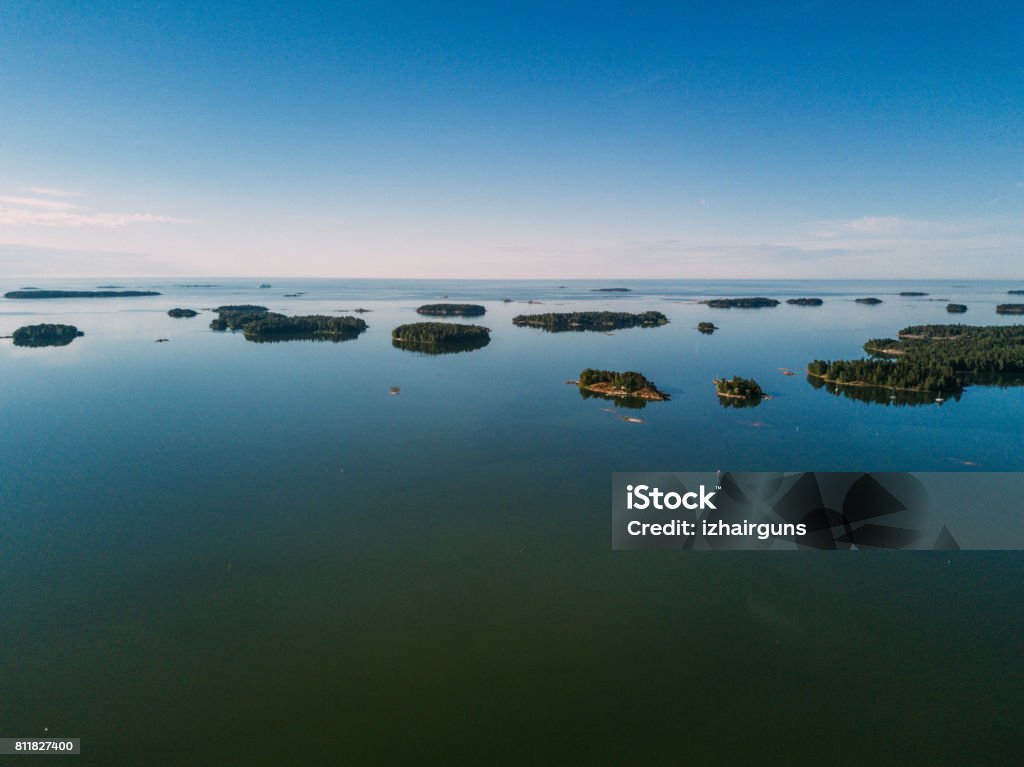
1;1;1021;278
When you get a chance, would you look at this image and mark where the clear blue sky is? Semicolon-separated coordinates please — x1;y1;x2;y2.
1;1;1021;278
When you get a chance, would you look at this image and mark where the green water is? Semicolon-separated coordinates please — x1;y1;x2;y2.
1;279;1021;764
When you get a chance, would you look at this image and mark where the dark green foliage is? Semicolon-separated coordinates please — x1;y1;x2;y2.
4;290;160;299
703;297;779;308
697;322;718;334
807;323;1024;393
855;297;883;304
416;304;486;316
578;368;657;393
168;308;199;318
714;376;765;399
996;304;1024;314
946;304;968;313
12;323;84;347
392;322;491;344
210;305;270;330
512;311;668;332
243;314;368;339
786;298;823;306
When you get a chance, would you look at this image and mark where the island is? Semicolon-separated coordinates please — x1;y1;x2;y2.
1008;290;1024;295
701;297;779;308
786;298;823;306
391;321;491;354
12;323;84;347
714;376;766;400
591;288;631;292
855;297;883;304
697;322;718;334
4;290;161;299
899;291;929;296
577;368;668;401
209;305;367;341
996;304;1024;315
168;308;199;318
512;311;668;332
807;323;1024;395
415;303;486;317
946;304;968;313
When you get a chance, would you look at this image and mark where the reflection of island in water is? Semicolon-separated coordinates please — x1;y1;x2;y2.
247;331;364;344
575;368;668;409
391;337;491;355
806;374;962;406
577;387;648;409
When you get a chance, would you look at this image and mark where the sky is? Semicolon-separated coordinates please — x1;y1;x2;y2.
1;1;1022;279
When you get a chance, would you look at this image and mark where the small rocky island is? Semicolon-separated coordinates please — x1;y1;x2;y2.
4;289;161;299
577;368;668;401
702;297;779;308
786;298;823;306
392;322;491;353
714;376;766;400
512;311;668;332
855;297;883;304
12;323;84;347
996;304;1024;315
697;322;718;334
210;305;367;341
946;304;968;313
168;308;199;318
415;303;486;317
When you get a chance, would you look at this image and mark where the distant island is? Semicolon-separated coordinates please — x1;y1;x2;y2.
697;322;718;334
168;308;199;318
512;311;668;332
176;284;223;288
1008;290;1024;295
809;323;1024;394
591;288;631;292
855;297;883;304
702;297;779;308
210;305;367;341
12;323;84;347
786;298;823;306
946;304;968;313
577;368;668;401
416;303;486;316
996;304;1024;315
899;292;929;296
4;290;161;299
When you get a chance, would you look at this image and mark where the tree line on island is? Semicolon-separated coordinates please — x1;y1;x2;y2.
512;311;668;332
10;324;84;347
210;305;368;341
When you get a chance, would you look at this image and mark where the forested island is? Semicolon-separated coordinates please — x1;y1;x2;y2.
577;368;668;401
591;288;631;292
855;297;883;304
512;311;668;332
808;324;1024;394
392;322;491;353
996;304;1024;315
786;298;823;306
210;305;367;341
168;308;199;318
12;323;84;347
1008;290;1024;295
899;292;929;296
701;297;779;308
714;376;765;400
697;322;718;334
4;290;161;299
416;303;486;316
946;304;968;313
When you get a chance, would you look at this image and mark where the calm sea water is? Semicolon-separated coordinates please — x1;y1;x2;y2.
1;279;1022;764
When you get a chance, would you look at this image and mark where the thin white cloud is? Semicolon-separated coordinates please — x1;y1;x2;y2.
0;189;190;228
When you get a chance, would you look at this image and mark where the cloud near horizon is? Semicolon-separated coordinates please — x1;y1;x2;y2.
0;190;190;228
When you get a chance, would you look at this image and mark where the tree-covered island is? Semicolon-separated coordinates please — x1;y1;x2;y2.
697;322;718;334
714;376;766;400
591;288;631;292
855;297;883;304
391;322;491;353
1009;290;1024;295
701;297;779;308
12;324;84;347
786;298;823;306
4;290;161;299
946;304;968;313
808;323;1024;394
577;368;669;401
996;304;1024;315
209;305;367;341
415;303;486;316
168;308;199;318
512;311;668;332
899;291;929;296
